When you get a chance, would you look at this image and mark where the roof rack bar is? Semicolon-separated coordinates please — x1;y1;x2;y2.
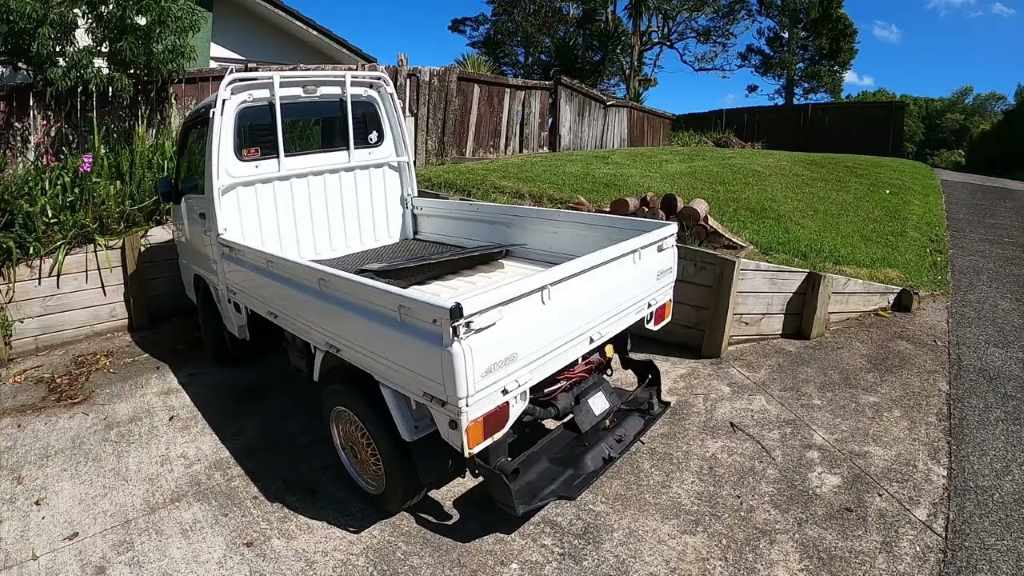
272;74;287;175
345;75;355;158
218;70;394;102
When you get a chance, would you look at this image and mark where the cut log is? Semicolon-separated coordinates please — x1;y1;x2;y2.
660;193;682;218
679;198;710;226
645;209;666;221
639;193;658;209
567;195;594;212
609;197;641;215
635;206;650;219
692;223;711;242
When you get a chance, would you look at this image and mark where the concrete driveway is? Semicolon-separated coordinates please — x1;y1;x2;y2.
1;299;948;575
939;170;1024;575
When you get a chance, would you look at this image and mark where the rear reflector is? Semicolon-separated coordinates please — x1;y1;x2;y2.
466;402;510;451
647;300;673;329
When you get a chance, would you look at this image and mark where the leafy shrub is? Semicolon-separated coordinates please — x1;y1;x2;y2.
672;129;760;149
926;149;966;171
0;118;177;283
671;130;714;148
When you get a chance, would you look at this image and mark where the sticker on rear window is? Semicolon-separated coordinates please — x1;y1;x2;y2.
242;147;262;160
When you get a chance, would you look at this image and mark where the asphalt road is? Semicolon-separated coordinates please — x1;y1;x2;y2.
940;171;1024;576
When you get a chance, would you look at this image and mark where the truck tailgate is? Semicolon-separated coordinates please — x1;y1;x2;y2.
452;224;677;403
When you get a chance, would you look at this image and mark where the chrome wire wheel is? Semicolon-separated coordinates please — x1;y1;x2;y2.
329;406;386;495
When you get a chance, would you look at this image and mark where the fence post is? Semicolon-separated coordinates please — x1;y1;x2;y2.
443;68;460;161
552;77;562;152
701;254;740;358
121;232;150;331
799;272;832;340
415;67;430;166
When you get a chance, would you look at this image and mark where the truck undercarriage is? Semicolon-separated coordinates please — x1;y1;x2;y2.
473;334;669;516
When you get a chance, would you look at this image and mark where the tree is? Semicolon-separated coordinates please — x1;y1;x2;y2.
614;0;750;102
0;0;204;98
449;0;750;102
449;0;625;92
82;0;206;96
0;1;98;91
740;0;858;105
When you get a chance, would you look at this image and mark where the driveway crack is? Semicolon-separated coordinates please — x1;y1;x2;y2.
1;474;241;572
727;361;944;540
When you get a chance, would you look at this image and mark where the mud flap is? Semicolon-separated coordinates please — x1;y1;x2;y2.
475;358;668;516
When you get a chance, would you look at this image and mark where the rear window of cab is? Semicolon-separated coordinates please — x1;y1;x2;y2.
235;99;385;161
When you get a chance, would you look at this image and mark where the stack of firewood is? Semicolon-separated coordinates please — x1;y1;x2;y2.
568;193;721;245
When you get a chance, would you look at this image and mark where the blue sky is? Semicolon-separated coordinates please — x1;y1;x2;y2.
288;0;1023;113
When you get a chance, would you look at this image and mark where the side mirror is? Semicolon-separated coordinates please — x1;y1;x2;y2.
156;176;176;204
180;177;201;197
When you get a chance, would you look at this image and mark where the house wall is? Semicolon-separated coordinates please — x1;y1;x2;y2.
210;0;361;67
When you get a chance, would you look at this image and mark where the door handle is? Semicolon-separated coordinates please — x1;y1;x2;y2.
197;211;207;221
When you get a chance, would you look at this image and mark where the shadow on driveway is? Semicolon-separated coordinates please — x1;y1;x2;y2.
129;315;530;542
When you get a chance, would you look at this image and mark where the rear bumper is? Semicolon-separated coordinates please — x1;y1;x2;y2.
474;357;668;516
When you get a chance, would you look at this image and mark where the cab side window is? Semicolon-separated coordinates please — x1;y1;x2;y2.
176;120;209;196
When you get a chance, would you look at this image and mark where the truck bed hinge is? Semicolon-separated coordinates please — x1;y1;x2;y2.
421;392;448;408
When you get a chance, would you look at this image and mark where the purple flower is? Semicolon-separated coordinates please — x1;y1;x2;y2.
79;153;93;174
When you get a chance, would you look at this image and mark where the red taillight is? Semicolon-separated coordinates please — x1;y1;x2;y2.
650;300;673;328
466;402;510;451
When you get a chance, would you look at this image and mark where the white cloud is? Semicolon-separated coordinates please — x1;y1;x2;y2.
872;20;904;43
844;70;876;87
723;93;737;106
968;9;986;16
992;2;1016;16
927;0;977;14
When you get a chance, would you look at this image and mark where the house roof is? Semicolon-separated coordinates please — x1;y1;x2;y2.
259;0;376;64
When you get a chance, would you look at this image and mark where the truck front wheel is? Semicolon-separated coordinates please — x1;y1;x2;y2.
322;383;426;514
195;282;240;362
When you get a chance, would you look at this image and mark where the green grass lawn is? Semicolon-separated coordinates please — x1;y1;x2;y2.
419;147;949;291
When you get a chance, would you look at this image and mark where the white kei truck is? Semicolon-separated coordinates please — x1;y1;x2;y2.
157;70;678;516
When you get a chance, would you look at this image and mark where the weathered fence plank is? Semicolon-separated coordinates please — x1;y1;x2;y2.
5;267;125;302
7;285;126;322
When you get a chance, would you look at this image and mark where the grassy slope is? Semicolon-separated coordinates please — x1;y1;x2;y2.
419;147;948;291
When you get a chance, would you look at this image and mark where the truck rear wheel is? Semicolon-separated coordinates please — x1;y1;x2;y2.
322;383;425;514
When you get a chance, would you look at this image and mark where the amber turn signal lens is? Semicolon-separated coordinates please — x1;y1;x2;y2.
466;402;510;451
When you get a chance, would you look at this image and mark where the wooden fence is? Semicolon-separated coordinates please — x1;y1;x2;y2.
169;65;673;166
554;77;673;152
675;101;907;157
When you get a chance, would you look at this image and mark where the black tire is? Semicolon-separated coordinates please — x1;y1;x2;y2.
195;283;238;362
322;382;425;514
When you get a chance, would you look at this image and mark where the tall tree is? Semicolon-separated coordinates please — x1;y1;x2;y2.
740;0;858;105
449;0;625;92
614;0;750;102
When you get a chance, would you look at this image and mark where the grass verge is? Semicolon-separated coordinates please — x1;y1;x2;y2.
419;147;948;291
